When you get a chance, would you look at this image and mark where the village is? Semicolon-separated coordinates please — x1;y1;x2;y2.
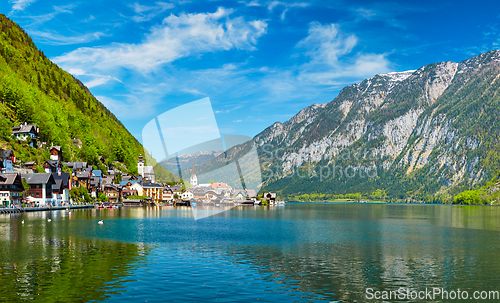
1;123;279;212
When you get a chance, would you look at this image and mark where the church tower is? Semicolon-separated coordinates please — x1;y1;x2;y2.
138;154;144;177
190;157;198;187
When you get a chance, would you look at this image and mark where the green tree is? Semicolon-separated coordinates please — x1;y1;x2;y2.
97;193;108;202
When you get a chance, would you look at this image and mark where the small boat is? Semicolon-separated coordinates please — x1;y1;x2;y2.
98;220;104;224
275;200;286;206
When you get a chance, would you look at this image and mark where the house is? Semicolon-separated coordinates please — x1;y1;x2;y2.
264;192;277;203
89;178;100;198
11;123;39;147
103;184;121;202
162;188;174;202
24;161;36;170
1;149;15;172
209;182;232;191
43;160;62;174
52;172;71;204
181;189;194;200
120;180;140;188
101;175;114;185
49;146;63;161
245;189;257;199
75;168;92;189
130;182;144;196
170;184;183;196
204;190;218;200
63;162;89;172
21;173;56;206
142;181;163;203
122;174;139;182
233;190;246;200
0;172;23;207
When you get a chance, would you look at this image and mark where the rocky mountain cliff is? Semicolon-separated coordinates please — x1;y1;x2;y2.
197;50;500;200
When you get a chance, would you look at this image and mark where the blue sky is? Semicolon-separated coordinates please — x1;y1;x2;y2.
2;0;500;143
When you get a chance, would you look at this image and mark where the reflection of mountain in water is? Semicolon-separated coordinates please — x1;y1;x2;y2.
207;205;500;302
160;150;224;176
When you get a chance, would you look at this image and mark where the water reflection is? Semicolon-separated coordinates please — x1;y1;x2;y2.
0;211;148;302
1;204;500;302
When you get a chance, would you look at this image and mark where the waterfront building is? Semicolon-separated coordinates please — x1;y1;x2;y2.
142;181;163;203
130;182;144;196
181;189;194;200
162;188;174;202
103;184;121;202
21;173;56;206
0;172;23;207
52;172;71;204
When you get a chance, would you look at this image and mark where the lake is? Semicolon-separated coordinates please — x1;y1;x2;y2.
1;203;500;302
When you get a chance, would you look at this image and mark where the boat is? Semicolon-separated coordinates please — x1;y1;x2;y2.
275;200;286;206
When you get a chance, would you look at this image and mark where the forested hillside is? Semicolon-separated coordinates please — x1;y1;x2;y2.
0;14;177;181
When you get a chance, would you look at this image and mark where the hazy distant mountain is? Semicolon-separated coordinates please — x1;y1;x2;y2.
160;150;224;177
195;50;500;199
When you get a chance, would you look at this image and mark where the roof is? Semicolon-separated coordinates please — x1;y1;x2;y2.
141;181;163;188
265;192;277;199
170;185;183;192
76;171;91;178
63;162;88;169
0;172;22;186
120;180;139;187
44;160;61;168
92;170;102;177
102;176;113;184
24;161;36;166
50;146;62;152
53;179;63;190
21;173;55;185
143;166;155;175
11;124;38;135
210;182;231;189
52;172;70;187
2;149;14;159
246;189;257;198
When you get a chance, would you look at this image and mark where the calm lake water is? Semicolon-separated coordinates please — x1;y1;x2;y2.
1;204;500;302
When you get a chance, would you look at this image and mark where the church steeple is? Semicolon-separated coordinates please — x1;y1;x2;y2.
190;157;198;187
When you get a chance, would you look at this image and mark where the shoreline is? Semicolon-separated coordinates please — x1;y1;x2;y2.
0;204;94;214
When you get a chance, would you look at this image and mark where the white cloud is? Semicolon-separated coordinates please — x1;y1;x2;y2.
10;0;36;12
53;8;267;73
129;1;175;22
27;30;106;45
240;0;262;6
295;22;391;84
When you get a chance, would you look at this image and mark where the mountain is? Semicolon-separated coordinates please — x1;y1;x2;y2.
0;14;176;181
160;150;224;176
196;50;500;201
